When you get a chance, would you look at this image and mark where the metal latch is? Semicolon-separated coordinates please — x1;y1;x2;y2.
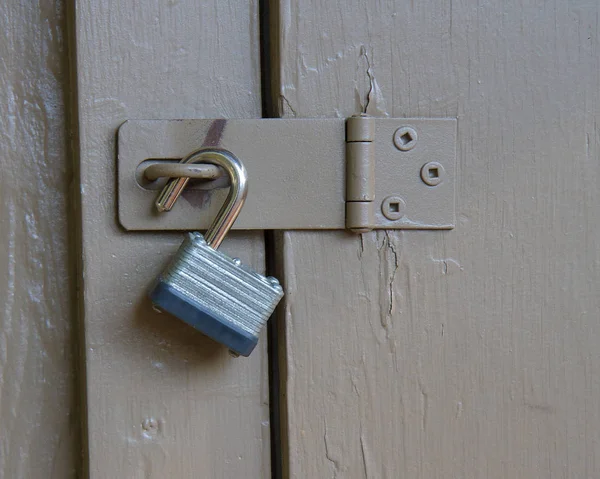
118;116;456;231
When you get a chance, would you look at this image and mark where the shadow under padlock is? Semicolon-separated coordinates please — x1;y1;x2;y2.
148;148;283;357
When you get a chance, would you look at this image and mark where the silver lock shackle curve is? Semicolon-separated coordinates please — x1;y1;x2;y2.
155;148;248;250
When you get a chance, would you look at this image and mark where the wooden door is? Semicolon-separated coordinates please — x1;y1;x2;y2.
72;1;271;477
272;1;600;478
70;0;600;478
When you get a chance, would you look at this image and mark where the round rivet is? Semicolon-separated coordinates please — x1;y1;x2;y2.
420;162;444;186
232;257;242;266
393;126;417;151
191;233;206;246
267;276;283;292
381;196;406;221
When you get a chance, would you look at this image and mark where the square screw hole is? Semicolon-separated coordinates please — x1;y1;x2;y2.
428;167;439;179
389;202;400;213
394;127;417;151
400;132;412;145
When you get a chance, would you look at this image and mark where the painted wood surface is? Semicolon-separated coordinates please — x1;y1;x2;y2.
274;0;600;477
72;1;270;477
0;1;76;477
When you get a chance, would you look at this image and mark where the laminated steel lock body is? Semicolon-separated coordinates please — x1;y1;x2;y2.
149;148;283;356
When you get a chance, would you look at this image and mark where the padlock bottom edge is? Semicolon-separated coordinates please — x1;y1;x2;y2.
149;280;258;357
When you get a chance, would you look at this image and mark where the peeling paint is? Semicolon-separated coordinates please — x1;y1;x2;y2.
377;231;399;331
359;435;373;479
323;419;339;476
280;94;297;117
432;257;462;275
355;45;389;117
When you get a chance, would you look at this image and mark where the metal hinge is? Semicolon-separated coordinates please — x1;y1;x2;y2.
345;115;376;232
118;116;456;231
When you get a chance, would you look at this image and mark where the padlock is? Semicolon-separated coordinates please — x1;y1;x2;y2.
149;148;283;357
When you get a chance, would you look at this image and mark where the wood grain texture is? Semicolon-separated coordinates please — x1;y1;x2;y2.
72;1;270;477
0;1;76;477
274;0;600;477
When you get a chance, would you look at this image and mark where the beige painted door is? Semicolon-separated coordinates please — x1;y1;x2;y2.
73;0;271;477
271;2;600;478
71;0;600;478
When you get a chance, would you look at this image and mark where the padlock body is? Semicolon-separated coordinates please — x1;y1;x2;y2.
149;232;283;356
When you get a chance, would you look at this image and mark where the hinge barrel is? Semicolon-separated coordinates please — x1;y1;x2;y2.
345;115;375;232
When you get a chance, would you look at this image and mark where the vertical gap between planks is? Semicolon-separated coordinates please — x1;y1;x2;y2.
65;0;89;476
264;230;282;479
260;0;286;478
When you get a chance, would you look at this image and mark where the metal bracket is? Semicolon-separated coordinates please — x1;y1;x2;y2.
118;117;456;231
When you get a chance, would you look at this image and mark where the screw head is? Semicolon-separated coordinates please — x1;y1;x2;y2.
420;162;444;186
381;196;406;220
232;257;242;266
393;126;418;151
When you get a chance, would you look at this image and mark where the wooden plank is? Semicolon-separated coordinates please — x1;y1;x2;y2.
273;0;600;477
72;1;270;477
0;1;76;477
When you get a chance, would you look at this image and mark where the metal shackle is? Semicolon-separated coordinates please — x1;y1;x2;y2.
155;148;248;249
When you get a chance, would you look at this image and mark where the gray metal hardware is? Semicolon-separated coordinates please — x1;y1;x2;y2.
149;148;283;357
144;162;221;181
118;116;457;231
